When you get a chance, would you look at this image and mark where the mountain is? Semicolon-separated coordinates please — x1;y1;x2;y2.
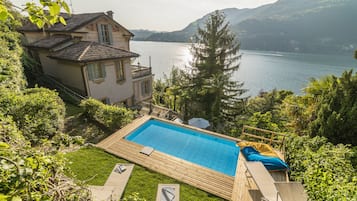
133;0;357;54
131;29;159;41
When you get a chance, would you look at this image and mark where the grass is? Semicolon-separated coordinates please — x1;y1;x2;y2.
65;146;225;201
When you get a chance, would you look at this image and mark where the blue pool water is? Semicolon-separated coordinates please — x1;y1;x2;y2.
125;119;239;176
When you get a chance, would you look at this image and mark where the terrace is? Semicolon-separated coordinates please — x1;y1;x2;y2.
131;65;152;80
97;116;288;201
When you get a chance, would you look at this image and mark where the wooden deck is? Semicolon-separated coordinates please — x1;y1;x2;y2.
97;116;286;201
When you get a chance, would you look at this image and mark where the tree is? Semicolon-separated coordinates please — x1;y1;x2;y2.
152;66;193;117
229;90;292;137
190;11;247;129
308;70;357;145
282;70;357;145
0;0;70;28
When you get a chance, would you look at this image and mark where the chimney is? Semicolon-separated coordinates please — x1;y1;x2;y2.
106;10;114;19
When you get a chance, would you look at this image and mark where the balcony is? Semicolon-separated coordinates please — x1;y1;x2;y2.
131;65;152;79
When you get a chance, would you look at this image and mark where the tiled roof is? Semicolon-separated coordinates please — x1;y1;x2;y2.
19;13;102;32
18;12;133;36
26;35;72;49
49;41;139;62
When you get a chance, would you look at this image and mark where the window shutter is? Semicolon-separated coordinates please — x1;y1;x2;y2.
115;61;119;80
101;63;106;78
141;82;145;96
116;60;125;81
108;24;113;45
87;64;94;80
121;61;125;79
97;24;103;43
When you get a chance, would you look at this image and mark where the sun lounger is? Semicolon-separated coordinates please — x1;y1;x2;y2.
275;182;308;201
90;163;134;201
245;161;282;201
245;162;307;201
156;184;180;201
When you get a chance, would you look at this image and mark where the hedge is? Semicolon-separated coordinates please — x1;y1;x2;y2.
80;98;135;131
0;87;65;144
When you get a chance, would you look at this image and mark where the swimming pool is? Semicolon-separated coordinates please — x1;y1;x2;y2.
125;119;239;176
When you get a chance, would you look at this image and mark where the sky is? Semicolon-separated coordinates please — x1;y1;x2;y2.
11;0;278;31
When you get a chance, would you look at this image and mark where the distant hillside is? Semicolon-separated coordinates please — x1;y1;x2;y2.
133;0;357;54
131;29;159;41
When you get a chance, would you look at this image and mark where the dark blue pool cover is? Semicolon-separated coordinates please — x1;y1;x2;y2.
241;146;289;171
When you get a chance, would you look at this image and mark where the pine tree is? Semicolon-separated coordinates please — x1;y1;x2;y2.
190;11;247;129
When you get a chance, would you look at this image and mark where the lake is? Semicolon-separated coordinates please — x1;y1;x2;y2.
130;41;357;96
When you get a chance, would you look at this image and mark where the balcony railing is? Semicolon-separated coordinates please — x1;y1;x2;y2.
131;65;152;79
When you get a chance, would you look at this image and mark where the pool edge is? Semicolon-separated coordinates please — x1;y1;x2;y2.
96;115;244;200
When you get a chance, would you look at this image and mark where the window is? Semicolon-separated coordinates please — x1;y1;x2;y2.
141;80;151;96
87;63;106;81
97;24;113;45
115;60;125;81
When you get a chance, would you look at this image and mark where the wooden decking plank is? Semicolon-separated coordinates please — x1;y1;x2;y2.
104;140;234;200
111;140;234;185
109;143;233;188
97;116;254;201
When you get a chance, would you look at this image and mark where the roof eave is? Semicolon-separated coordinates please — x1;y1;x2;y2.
48;54;139;63
18;13;135;37
25;46;50;50
25;37;73;49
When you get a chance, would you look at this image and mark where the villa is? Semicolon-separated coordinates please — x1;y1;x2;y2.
19;11;153;106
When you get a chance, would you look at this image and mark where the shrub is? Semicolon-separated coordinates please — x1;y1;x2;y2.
0;87;65;144
80;98;135;131
0;113;90;201
80;98;101;117
0;16;27;91
285;135;357;200
351;146;357;169
51;133;85;149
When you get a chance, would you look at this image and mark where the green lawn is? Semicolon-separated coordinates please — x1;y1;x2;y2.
65;147;225;201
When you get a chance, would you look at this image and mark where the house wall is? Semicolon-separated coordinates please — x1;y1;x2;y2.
133;76;153;104
21;14;148;105
38;51;86;94
85;59;133;104
75;17;130;51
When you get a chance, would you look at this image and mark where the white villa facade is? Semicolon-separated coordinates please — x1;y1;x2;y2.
19;11;153;106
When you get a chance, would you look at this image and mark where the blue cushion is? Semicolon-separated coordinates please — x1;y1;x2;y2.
242;146;289;171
